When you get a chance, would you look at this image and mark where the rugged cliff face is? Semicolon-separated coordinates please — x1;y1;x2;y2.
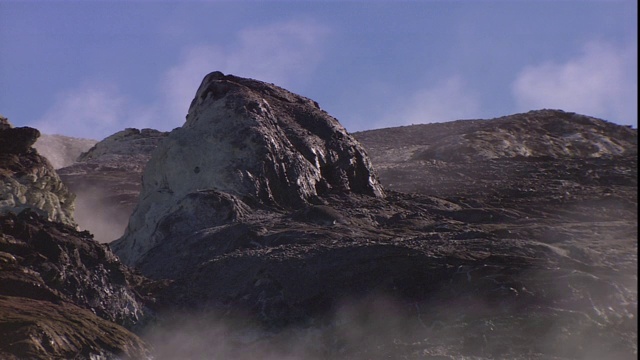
2;80;636;359
58;128;168;242
0;210;152;359
111;71;384;265
0;117;154;359
0;116;75;226
103;75;636;359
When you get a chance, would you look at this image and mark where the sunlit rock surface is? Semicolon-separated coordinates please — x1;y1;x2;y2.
111;71;384;265
0;116;76;226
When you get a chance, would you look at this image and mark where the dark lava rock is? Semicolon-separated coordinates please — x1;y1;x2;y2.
0;209;153;359
0;125;39;154
58;128;169;242
104;74;636;360
0;118;159;359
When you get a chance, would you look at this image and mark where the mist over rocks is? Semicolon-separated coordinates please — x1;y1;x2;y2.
4;86;635;357
0;115;76;226
57;127;169;243
0;210;154;359
0;115;155;359
112;71;384;265
97;74;638;359
34;133;97;169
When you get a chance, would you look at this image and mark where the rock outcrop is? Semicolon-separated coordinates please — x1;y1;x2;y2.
355;109;637;164
112;71;384;265
103;74;636;360
0;116;156;359
0;209;153;359
58;128;168;242
34;134;97;169
0;116;75;226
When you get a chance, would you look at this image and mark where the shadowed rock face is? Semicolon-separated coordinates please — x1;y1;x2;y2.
101;74;635;359
0;116;155;359
0;116;76;226
4;96;635;357
0;210;152;360
111;71;384;265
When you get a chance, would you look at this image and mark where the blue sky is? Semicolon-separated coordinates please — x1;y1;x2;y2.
0;0;637;140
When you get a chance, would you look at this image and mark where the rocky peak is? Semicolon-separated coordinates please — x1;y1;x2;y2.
112;71;384;265
165;71;383;204
77;128;167;168
0;116;75;226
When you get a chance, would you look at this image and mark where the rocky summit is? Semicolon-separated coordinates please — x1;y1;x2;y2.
111;71;384;265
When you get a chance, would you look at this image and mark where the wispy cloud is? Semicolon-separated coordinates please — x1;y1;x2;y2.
374;75;481;129
32;20;329;139
29;83;128;140
160;20;329;127
512;40;638;127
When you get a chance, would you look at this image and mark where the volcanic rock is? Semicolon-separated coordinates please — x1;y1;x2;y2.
0;117;160;359
111;71;384;265
58;128;168;242
0;116;75;226
0;209;152;359
105;73;636;360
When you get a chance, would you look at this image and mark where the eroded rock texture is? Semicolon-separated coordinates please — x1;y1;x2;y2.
112;71;384;265
0;116;75;226
0;210;153;359
58;128;168;242
103;74;636;360
0;116;160;359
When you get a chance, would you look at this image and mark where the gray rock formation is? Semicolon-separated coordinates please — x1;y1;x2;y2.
0;116;156;359
58;128;168;242
100;73;636;359
0;115;76;226
112;71;384;265
34;134;97;169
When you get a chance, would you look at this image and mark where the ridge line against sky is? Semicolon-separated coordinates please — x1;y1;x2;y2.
0;0;637;140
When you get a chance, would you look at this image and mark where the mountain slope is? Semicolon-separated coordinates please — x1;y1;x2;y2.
103;75;636;359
